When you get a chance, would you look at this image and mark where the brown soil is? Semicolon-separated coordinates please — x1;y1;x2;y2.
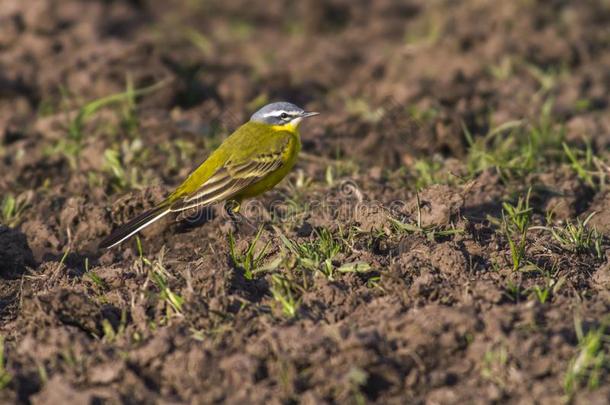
1;0;610;403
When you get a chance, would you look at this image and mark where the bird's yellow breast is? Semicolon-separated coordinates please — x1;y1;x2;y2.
233;125;301;200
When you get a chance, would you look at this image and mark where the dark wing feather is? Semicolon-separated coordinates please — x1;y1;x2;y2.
98;204;171;249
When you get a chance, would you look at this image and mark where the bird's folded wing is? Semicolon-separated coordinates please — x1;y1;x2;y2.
169;146;287;212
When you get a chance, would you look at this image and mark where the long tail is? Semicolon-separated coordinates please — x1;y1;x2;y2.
98;205;171;249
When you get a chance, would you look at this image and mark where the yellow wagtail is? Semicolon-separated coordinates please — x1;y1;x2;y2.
99;101;319;249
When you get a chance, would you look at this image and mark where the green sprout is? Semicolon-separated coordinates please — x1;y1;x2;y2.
279;227;341;280
270;274;301;318
0;336;12;390
538;213;604;259
50;79;167;169
564;317;609;397
228;226;273;280
1;193;30;227
501;189;532;271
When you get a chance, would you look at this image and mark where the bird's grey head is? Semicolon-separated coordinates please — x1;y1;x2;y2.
250;101;319;127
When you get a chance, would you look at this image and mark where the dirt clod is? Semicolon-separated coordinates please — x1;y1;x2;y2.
0;226;35;278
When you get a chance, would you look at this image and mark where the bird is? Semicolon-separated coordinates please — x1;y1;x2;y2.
98;101;319;249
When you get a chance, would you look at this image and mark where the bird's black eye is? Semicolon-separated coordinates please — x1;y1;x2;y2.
280;113;288;119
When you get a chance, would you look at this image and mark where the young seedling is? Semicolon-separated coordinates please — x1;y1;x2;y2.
184;28;214;56
530;285;550;304
103;138;148;192
85;270;107;292
51;79;167;169
388;216;463;242
279;227;357;281
101;309;127;343
533;212;604;259
464;100;569;180
270;274;302;318
412;158;445;189
502;280;523;303
129;236;153;277
228;226;273;280
501;189;532;271
336;261;372;274
523;261;565;304
0;336;11;389
160;139;198;174
563;141;595;188
136;246;184;319
564;317;609;397
388;193;464;242
481;345;509;388
82;257;107;292
347;366;369;405
150;268;184;317
1;193;30;227
365;275;384;292
37;364;48;385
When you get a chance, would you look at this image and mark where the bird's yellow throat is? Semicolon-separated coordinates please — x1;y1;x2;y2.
271;121;300;133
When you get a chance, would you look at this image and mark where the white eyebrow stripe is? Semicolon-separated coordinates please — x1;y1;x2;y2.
262;111;283;117
262;110;300;118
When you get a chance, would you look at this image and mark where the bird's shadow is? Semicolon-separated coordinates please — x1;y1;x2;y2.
40;250;99;278
173;205;219;233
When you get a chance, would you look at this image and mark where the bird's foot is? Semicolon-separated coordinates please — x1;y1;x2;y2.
223;200;258;235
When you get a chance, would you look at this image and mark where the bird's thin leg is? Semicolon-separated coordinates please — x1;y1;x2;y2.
224;199;241;222
224;200;257;233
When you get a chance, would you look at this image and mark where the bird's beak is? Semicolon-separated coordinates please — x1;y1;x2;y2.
302;111;320;118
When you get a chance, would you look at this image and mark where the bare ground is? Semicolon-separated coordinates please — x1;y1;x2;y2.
1;0;610;403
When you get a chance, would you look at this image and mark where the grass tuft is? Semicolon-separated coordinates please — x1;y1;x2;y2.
464;101;565;180
564;317;610;397
501;189;532;271
48;78;167;170
103;138;149;192
270;274;301;318
150;267;184;316
278;227;363;281
1;193;30;227
539;212;604;259
0;336;11;390
228;226;273;280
